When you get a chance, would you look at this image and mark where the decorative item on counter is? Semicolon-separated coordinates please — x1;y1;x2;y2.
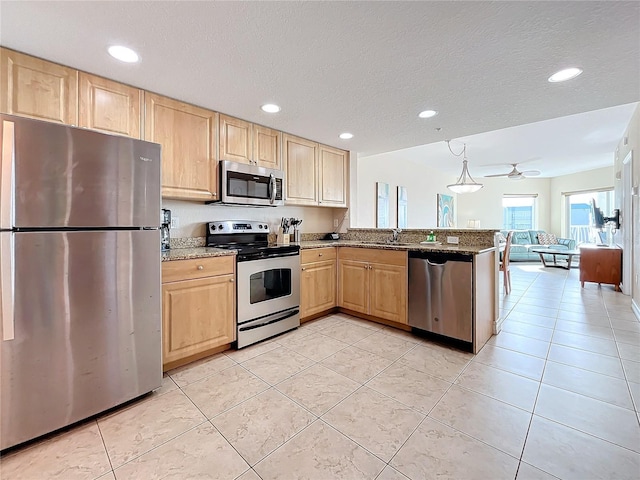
467;219;481;228
428;231;436;242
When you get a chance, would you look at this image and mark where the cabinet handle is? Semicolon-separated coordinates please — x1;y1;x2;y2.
364;265;368;269
197;265;204;270
301;267;306;271
229;278;235;282
319;253;323;257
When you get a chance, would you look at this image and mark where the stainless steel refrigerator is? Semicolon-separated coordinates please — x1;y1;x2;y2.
0;114;162;450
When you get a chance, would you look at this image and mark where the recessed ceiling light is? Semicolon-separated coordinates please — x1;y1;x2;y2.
418;110;438;118
339;133;353;140
108;45;139;63
261;104;281;113
548;67;583;83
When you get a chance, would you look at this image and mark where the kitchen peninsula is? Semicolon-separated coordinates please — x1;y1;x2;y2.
161;228;499;370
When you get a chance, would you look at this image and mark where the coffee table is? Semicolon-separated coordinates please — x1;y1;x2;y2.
530;248;581;269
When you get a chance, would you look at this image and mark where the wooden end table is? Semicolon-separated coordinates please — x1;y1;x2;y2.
530;248;581;270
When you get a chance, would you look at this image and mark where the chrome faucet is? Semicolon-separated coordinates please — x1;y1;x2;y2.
390;228;402;243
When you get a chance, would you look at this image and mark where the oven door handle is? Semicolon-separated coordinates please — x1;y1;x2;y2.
268;173;276;205
238;309;300;332
237;250;300;262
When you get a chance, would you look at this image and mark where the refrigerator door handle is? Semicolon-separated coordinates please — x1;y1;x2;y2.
1;120;14;229
0;233;14;341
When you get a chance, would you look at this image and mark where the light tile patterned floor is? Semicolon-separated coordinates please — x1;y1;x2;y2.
1;264;639;479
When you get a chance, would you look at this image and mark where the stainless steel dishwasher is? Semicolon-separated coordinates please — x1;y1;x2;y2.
408;251;473;342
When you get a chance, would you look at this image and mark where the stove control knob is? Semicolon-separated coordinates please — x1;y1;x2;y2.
218;225;223;230
258;225;263;229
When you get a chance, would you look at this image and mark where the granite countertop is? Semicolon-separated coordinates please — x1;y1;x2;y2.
299;240;496;255
161;247;237;262
162;241;496;261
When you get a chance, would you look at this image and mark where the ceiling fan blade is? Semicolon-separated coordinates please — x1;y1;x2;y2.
484;173;509;178
522;170;541;177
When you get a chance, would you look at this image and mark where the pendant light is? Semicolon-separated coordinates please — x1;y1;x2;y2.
446;140;483;194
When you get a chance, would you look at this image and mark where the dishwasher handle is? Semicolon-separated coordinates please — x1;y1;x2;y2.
409;251;473;264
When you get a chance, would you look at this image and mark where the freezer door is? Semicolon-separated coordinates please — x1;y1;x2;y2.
0;230;161;450
1;114;161;229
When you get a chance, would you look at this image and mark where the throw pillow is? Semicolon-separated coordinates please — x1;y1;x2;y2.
538;233;558;245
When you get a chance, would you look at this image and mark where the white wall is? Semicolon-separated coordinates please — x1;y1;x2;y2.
163;200;338;238
456;177;552;231
548;166;614;236
613;105;639;309
354;153;457;228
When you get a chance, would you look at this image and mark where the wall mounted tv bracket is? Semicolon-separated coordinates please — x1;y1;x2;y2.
604;209;621;230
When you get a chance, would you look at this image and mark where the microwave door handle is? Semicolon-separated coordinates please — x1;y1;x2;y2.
269;174;276;204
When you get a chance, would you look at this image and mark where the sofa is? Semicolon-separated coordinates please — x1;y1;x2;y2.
501;230;576;262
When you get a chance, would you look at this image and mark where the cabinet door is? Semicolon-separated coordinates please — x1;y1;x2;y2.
253;124;281;169
319;145;348;207
283;134;318;205
144;93;218;200
1;48;77;125
301;260;336;318
369;263;407;323
338;259;369;314
78;72;142;138
162;274;235;366
219;114;252;164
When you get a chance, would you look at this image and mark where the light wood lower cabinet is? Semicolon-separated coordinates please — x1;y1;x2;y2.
301;248;337;318
161;256;235;370
338;248;407;324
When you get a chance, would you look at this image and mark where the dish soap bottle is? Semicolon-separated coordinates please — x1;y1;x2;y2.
428;231;436;242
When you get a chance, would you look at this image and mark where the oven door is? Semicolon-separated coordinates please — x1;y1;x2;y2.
236;254;300;323
220;160;284;206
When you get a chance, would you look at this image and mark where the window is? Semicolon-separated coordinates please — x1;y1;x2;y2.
564;189;614;245
502;195;537;230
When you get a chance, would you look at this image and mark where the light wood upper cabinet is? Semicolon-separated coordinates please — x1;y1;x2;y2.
319;145;348;207
218;115;281;168
78;72;142;138
283;134;318;206
253;124;281;168
301;247;337;318
144;93;218;200
161;256;236;370
337;247;407;324
219;114;252;164
1;48;77;125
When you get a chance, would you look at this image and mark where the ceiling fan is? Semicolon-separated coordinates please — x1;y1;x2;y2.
484;163;541;180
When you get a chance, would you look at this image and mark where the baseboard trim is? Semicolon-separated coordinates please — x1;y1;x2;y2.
632;299;640;321
494;315;505;335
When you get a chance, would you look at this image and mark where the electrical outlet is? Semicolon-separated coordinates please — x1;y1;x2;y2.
447;236;459;244
334;219;339;228
171;217;179;229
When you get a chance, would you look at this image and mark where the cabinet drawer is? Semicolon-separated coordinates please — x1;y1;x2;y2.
301;247;337;264
338;247;407;266
162;256;235;283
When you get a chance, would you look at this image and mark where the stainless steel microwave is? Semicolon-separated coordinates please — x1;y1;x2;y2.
218;160;284;206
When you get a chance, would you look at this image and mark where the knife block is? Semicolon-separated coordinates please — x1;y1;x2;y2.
276;228;290;245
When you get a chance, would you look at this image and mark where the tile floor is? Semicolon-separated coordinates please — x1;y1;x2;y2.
1;264;639;479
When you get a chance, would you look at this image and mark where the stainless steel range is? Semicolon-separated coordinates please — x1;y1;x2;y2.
206;221;300;348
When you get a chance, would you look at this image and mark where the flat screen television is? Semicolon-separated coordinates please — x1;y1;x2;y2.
590;199;605;229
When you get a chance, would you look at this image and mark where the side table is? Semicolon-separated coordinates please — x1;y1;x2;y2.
579;244;622;291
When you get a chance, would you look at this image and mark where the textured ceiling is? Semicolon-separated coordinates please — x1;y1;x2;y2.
1;1;639;175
